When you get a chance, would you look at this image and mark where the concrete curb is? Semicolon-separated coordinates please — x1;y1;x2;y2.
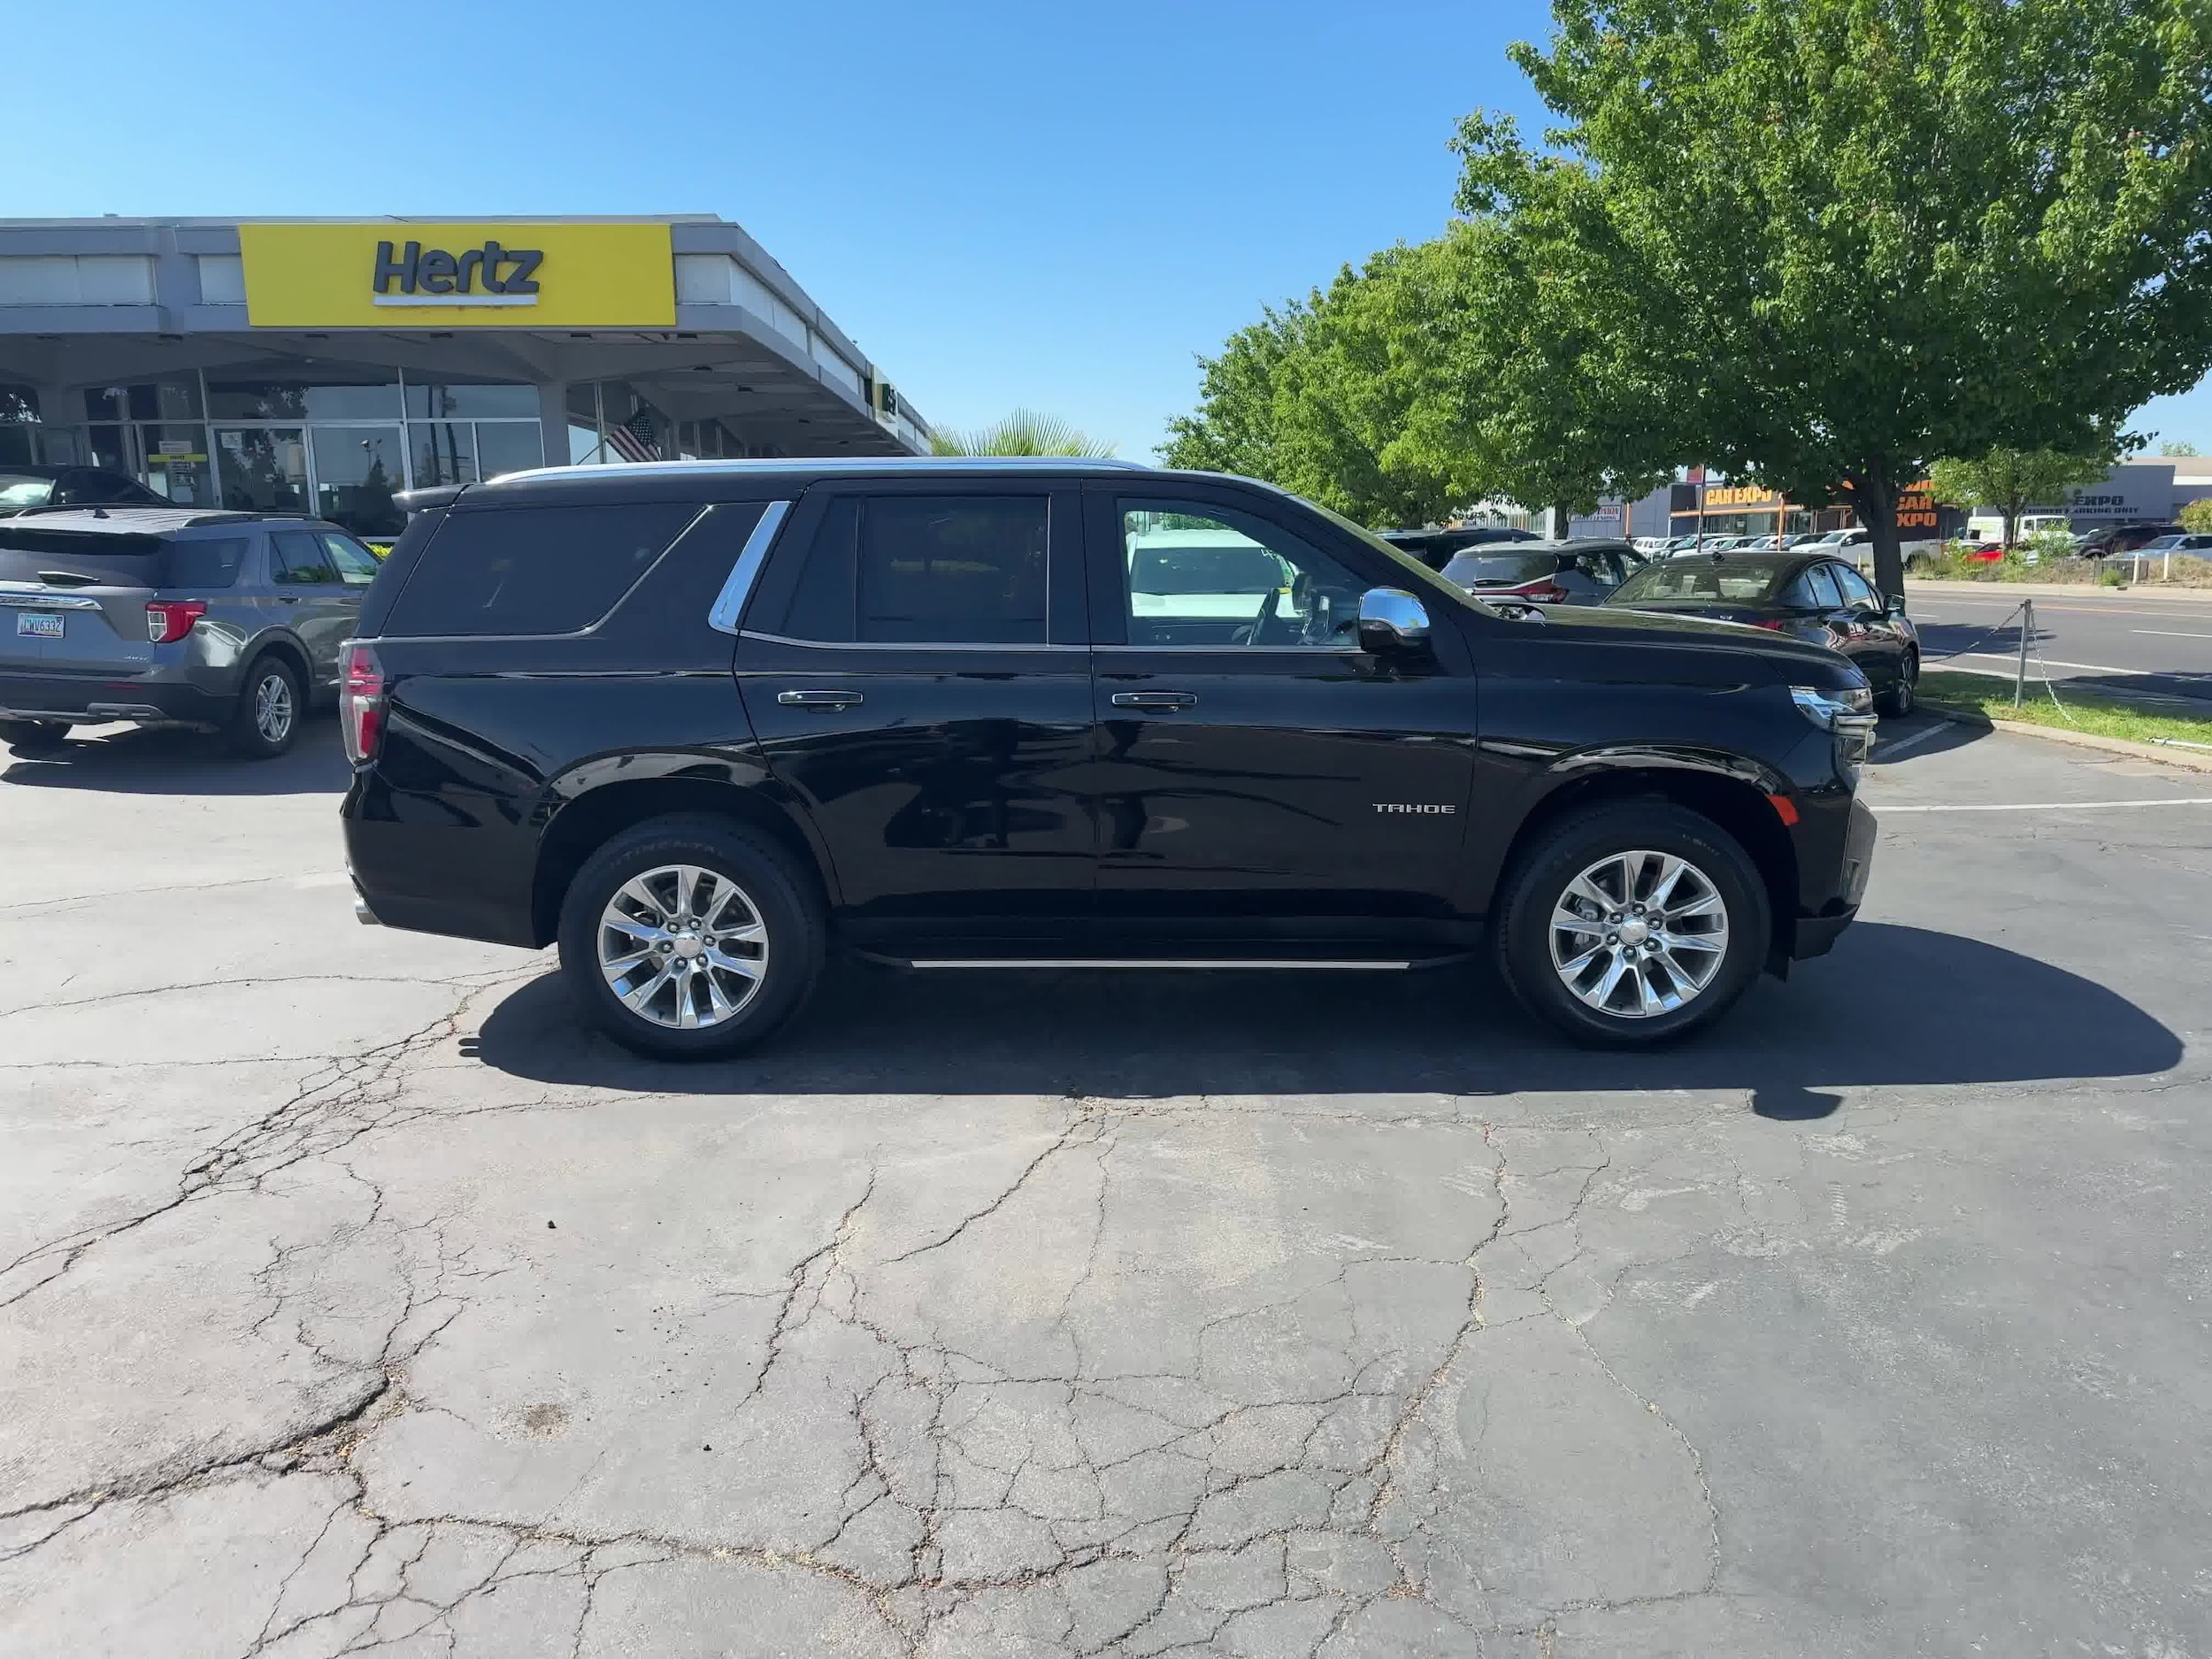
1919;705;2212;773
1905;578;2212;603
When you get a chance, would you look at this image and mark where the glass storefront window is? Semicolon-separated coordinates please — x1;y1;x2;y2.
475;422;543;480
2;385;38;422
216;427;310;514
208;380;402;421
405;382;537;419
310;426;406;536
142;424;218;506
84;380;202;422
409;421;477;489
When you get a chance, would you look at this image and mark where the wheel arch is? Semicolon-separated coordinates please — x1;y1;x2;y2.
240;632;311;691
528;774;834;949
1495;752;1801;966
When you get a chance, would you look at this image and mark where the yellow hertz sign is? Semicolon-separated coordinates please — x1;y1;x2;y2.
237;221;675;329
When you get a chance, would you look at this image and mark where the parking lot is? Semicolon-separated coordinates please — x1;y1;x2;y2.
2;713;2209;1657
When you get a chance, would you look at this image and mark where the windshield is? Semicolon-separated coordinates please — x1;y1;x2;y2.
1440;551;1556;588
1610;557;1790;604
0;474;58;509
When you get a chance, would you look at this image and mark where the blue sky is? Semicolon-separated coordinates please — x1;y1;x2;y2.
10;0;2208;462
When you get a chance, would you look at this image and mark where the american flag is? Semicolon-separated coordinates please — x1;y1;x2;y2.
606;407;660;463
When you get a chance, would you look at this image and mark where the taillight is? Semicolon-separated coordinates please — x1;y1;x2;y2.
1751;618;1791;631
146;600;206;644
341;641;386;764
1494;580;1570;603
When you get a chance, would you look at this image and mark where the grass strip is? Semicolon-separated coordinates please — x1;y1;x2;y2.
1917;670;2212;748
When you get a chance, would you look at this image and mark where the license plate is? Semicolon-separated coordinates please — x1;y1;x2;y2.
15;612;64;639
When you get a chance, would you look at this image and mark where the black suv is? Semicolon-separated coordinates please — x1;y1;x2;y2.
342;459;1878;1056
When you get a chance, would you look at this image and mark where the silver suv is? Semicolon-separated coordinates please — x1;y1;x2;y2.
0;507;378;758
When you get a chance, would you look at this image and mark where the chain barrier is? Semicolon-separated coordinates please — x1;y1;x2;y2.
1918;595;2082;725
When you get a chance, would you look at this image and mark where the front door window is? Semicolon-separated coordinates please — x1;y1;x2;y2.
1120;502;1366;649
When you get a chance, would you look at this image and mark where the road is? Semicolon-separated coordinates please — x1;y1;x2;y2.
2;717;2209;1656
1907;580;2212;705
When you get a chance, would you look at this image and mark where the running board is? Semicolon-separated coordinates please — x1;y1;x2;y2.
895;957;1417;972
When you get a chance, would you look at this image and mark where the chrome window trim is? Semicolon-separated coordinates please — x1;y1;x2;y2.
707;500;793;637
494;456;1152;488
1093;642;1359;654
0;591;104;611
739;628;1085;654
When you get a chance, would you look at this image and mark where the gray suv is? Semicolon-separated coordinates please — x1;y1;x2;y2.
0;507;378;758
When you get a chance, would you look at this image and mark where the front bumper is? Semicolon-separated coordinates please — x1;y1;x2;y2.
0;672;231;728
1790;795;1876;961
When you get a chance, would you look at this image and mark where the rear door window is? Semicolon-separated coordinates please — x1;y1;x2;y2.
1802;565;1844;611
858;495;1048;644
272;530;340;586
380;503;698;637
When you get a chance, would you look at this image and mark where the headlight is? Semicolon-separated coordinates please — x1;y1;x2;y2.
1790;684;1873;731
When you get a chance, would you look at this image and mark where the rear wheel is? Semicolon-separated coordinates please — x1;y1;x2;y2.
557;815;826;1060
0;718;70;754
1494;803;1770;1048
1877;649;1918;717
227;656;302;758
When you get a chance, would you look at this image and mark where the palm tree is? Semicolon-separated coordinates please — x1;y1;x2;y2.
929;409;1117;458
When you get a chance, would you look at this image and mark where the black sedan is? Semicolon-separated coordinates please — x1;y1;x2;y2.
1603;551;1921;714
0;464;167;518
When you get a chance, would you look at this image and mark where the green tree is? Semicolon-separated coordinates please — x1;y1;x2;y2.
2180;497;2212;533
2159;440;2200;457
1164;225;1682;527
931;410;1116;457
1928;448;2116;547
1163;242;1486;526
1455;0;2212;595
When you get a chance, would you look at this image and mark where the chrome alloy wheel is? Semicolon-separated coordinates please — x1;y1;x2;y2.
1548;849;1730;1019
596;864;769;1030
254;672;295;744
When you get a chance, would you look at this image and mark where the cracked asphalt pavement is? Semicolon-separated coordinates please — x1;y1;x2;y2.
2;718;2209;1656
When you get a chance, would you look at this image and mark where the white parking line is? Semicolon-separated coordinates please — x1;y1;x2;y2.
1939;650;2196;678
1874;723;1950;760
2132;629;2212;641
1881;798;2212;813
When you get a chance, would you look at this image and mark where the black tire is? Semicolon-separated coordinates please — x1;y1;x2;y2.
557;814;826;1060
1494;802;1770;1048
227;655;303;759
1876;650;1918;718
0;718;71;754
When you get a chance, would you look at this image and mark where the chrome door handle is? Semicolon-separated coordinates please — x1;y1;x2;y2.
1110;691;1197;710
276;595;301;604
777;688;863;709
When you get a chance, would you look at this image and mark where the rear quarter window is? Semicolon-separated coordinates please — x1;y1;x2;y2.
161;535;247;588
381;503;699;636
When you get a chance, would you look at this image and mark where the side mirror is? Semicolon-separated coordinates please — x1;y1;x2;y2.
1883;593;1907;618
1357;587;1431;654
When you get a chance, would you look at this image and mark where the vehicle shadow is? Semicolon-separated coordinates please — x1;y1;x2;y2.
0;718;351;796
465;922;2182;1112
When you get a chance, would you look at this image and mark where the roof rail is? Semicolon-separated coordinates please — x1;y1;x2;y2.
483;456;1153;488
395;484;469;514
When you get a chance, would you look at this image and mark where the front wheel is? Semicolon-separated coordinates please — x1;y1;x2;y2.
1494;803;1770;1048
1877;650;1917;717
557;815;826;1060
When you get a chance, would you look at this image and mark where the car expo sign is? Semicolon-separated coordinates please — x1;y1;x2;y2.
236;221;676;328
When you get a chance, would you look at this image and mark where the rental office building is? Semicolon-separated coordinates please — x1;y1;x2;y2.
0;216;931;540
